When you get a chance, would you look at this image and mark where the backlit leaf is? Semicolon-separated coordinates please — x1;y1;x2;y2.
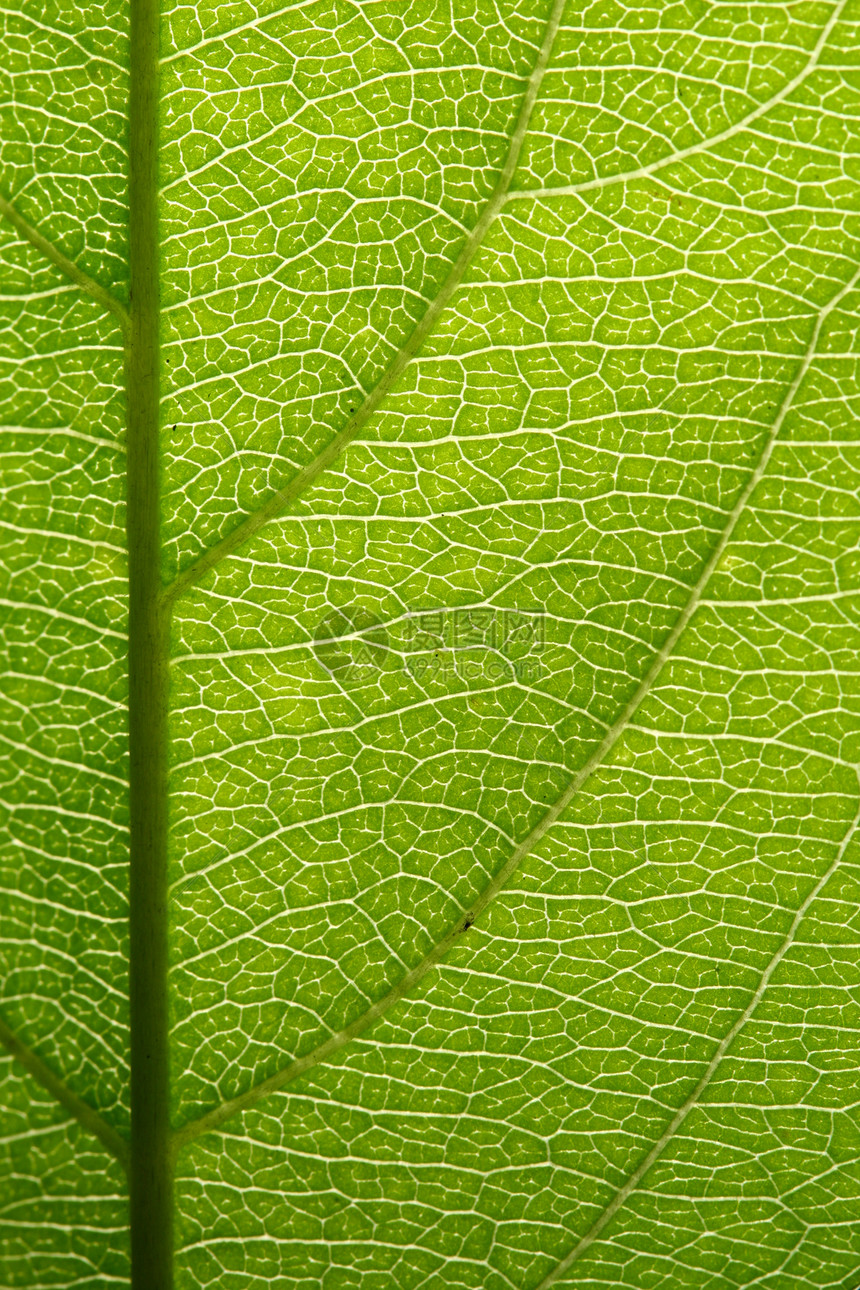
2;0;860;1286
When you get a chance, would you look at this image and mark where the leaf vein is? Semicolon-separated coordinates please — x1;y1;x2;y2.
161;0;569;607
171;259;860;1156
0;192;129;333
506;0;849;204
0;1012;129;1171
533;770;860;1289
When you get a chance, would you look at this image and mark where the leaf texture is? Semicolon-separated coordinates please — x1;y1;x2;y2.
2;0;860;1287
0;1;130;1283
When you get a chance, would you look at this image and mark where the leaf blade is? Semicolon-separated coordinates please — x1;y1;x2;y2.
2;0;860;1284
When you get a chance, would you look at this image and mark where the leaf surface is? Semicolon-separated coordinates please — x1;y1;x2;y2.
2;0;860;1287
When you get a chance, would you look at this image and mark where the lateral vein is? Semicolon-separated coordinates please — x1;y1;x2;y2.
0;191;129;333
505;0;848;204
161;0;568;608
0;1010;129;1171
171;259;860;1157
532;772;860;1290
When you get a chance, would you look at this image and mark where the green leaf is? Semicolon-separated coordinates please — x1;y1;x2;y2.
2;0;860;1287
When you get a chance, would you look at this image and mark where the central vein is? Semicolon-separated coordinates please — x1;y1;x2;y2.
126;0;172;1285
